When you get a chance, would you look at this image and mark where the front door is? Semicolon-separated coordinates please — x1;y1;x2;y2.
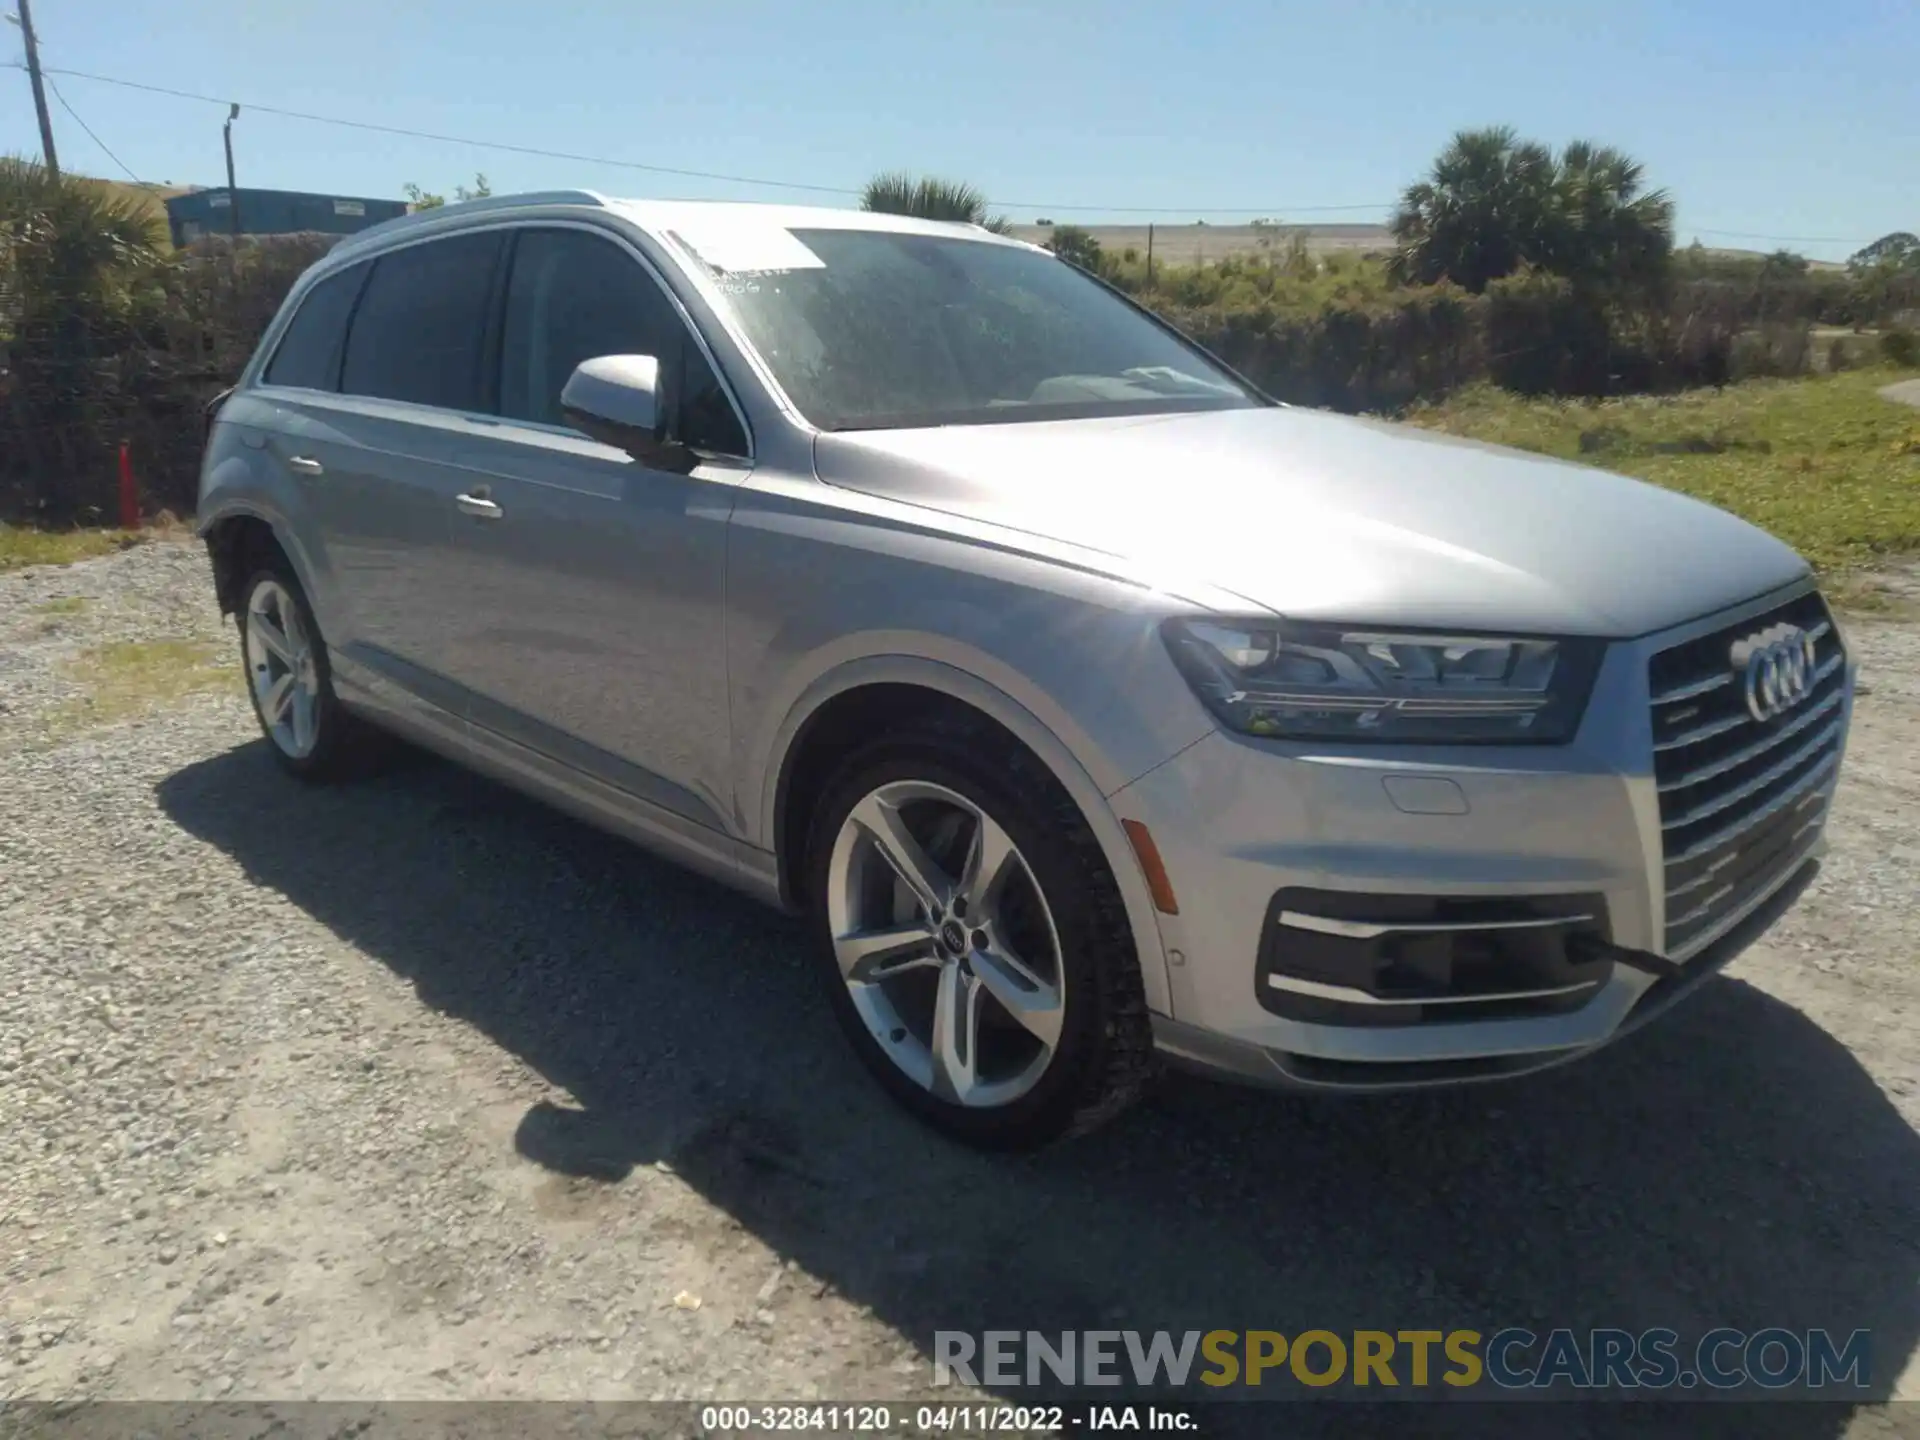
436;225;754;837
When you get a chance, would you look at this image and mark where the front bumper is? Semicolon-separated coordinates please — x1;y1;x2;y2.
1110;581;1854;1092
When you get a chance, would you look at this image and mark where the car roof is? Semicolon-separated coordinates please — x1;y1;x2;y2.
328;190;1041;262
615;197;1017;243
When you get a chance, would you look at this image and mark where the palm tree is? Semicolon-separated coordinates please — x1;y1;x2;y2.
1547;141;1674;295
859;172;1013;234
0;156;167;320
1388;127;1557;291
0;156;169;515
1388;128;1671;295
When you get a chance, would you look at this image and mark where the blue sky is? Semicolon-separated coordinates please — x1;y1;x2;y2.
4;0;1914;261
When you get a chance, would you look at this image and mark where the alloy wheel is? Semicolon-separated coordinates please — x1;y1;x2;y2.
245;578;321;759
825;779;1067;1108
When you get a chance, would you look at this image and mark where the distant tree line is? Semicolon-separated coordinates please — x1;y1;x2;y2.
402;173;492;210
862;126;1918;407
2;130;1915;525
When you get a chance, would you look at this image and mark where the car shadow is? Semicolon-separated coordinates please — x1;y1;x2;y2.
155;741;1920;1438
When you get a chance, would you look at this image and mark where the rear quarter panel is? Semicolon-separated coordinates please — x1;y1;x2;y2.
196;392;350;640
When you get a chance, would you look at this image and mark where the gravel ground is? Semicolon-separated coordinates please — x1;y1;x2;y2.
0;542;221;740
2;539;1918;1438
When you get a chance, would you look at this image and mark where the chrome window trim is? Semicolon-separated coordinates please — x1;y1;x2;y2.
256;259;371;396
243;212;756;462
652;227;820;434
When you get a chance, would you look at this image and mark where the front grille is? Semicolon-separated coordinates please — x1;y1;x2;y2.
1648;589;1846;958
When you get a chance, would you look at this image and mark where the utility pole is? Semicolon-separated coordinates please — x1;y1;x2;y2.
15;0;59;177
222;103;241;236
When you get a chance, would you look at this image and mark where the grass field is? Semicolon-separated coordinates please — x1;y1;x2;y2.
0;524;147;573
48;638;231;739
998;222;1837;270
1006;222;1392;265
6;374;1917;600
1407;369;1920;584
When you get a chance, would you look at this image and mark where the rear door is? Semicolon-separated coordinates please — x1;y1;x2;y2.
431;224;754;837
243;260;368;641
297;229;508;711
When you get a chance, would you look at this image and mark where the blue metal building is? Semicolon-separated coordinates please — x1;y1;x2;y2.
164;187;409;247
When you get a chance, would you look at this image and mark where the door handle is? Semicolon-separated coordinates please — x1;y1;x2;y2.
455;489;503;520
286;454;324;475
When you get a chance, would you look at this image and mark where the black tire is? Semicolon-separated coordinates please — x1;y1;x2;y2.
803;714;1156;1149
236;563;383;783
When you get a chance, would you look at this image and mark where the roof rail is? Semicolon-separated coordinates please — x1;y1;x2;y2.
331;189;613;254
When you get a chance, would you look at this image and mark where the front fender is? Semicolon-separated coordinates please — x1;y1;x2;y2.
756;650;1182;1018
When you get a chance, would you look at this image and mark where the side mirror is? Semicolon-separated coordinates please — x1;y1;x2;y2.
559;354;690;470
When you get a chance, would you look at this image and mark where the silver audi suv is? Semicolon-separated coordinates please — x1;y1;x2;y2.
197;191;1854;1147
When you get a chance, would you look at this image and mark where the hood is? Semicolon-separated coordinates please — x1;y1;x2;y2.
811;405;1810;637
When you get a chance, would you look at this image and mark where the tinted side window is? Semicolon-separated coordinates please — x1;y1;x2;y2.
340;233;503;411
263;264;365;390
500;228;747;455
499;229;677;429
678;340;749;457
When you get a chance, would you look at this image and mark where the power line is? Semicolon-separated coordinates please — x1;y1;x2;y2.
8;61;1896;240
28;62;1393;217
1019;200;1390;215
45;76;141;184
33;65;870;199
1688;226;1878;246
1;23;136;182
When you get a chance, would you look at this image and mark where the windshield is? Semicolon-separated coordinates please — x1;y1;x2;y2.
666;225;1263;431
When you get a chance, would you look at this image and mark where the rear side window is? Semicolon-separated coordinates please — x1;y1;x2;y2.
499;227;748;456
263;264;365;391
340;233;503;411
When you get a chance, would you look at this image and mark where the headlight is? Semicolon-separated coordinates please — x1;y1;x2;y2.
1162;618;1605;743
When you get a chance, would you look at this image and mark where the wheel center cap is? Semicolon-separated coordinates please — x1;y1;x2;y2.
939;920;968;955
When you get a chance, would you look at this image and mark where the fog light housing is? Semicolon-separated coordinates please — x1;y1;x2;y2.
1255;888;1613;1027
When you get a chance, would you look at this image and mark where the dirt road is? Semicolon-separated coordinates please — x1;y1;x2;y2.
3;541;1918;1437
1882;378;1920;411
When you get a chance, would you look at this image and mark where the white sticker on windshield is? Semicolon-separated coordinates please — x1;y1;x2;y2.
672;226;826;275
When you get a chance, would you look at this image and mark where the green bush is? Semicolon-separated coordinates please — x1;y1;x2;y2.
1146;262;1793;410
1163;285;1485;412
1045;224;1105;271
1;157;170;520
127;233;340;513
11;153;1892;529
2;157;338;523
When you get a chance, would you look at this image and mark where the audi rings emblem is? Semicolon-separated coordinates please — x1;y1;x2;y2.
1734;625;1817;722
